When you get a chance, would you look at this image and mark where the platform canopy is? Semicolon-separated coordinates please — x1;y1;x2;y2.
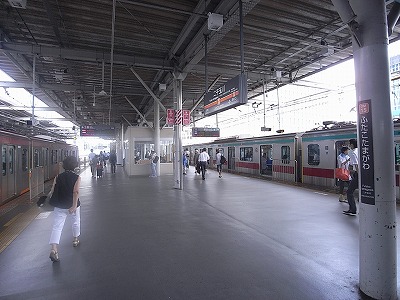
0;0;399;139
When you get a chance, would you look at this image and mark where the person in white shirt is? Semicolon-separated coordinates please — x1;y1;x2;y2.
88;149;96;178
344;139;359;216
216;149;222;178
198;148;210;180
337;146;350;202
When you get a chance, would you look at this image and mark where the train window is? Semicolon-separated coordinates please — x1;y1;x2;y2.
55;150;58;164
240;147;253;161
307;144;320;166
208;148;213;159
34;149;40;167
2;147;6;176
281;146;290;164
395;144;400;171
22;148;28;171
9;147;14;174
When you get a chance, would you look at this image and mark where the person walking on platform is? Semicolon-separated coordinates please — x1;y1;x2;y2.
109;150;117;174
343;139;359;216
48;156;81;262
88;149;96;178
183;151;188;175
216;149;223;178
198;148;210;180
193;148;200;174
337;146;350;202
150;150;158;177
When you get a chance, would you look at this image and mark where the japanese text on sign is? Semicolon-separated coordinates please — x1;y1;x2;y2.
357;99;375;205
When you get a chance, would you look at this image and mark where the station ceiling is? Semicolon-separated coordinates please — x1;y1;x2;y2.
0;0;399;139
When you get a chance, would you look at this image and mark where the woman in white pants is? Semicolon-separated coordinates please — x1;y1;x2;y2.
48;156;81;262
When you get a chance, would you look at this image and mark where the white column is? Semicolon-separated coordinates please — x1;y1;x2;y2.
173;77;183;189
154;98;160;176
351;0;397;298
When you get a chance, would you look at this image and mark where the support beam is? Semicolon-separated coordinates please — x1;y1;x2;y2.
0;42;173;70
388;2;400;36
130;67;167;112
180;0;262;73
124;96;153;128
121;115;133;126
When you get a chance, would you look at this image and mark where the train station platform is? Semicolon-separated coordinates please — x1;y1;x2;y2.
0;165;399;299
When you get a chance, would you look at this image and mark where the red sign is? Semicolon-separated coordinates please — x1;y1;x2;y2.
166;109;175;125
182;110;190;126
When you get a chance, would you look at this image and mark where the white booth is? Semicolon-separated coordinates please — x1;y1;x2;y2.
124;126;174;176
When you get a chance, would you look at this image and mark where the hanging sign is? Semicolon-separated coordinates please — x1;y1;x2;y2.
80;124;116;138
204;73;247;117
357;99;375;205
166;109;175;125
192;127;220;137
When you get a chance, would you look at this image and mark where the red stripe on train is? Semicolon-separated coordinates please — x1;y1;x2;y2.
303;167;334;179
273;165;295;174
236;162;259;169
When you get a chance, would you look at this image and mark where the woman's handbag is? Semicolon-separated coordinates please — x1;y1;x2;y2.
335;168;350;181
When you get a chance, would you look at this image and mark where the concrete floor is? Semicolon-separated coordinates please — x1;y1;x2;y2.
0;166;397;299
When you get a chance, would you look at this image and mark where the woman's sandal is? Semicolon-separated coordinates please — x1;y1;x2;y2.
49;250;59;262
73;239;80;247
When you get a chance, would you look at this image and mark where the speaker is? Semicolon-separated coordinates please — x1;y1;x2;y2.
208;13;223;31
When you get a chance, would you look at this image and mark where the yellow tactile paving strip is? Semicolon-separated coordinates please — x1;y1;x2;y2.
0;206;40;253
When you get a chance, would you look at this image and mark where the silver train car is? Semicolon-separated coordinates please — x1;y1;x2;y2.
0;130;78;206
185;122;400;199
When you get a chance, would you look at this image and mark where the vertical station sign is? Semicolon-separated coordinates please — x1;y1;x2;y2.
204;73;248;117
182;110;190;125
167;109;190;126
357;99;375;205
166;109;175;125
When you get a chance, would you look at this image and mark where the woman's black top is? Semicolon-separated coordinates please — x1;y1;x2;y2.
49;170;80;209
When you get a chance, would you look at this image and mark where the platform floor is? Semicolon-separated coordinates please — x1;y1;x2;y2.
0;165;398;299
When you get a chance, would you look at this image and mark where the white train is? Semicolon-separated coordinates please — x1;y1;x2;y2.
0;130;78;206
185;122;400;199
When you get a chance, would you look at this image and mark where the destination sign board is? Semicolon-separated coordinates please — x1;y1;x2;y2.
80;124;116;138
192;127;220;137
204;74;248;117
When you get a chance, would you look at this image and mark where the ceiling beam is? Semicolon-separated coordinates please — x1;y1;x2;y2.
190;65;271;81
0;42;174;70
180;0;262;73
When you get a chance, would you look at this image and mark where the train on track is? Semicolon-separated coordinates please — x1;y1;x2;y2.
0;130;78;206
185;121;400;199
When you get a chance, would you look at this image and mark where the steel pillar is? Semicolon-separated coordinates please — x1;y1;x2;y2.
154;99;160;176
173;74;184;189
350;0;397;298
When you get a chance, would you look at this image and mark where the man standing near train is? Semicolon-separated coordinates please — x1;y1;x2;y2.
343;139;359;216
198;148;210;180
88;149;96;178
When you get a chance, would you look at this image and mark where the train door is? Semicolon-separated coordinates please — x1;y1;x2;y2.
43;147;49;180
260;145;272;176
228;147;235;170
2;145;16;200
